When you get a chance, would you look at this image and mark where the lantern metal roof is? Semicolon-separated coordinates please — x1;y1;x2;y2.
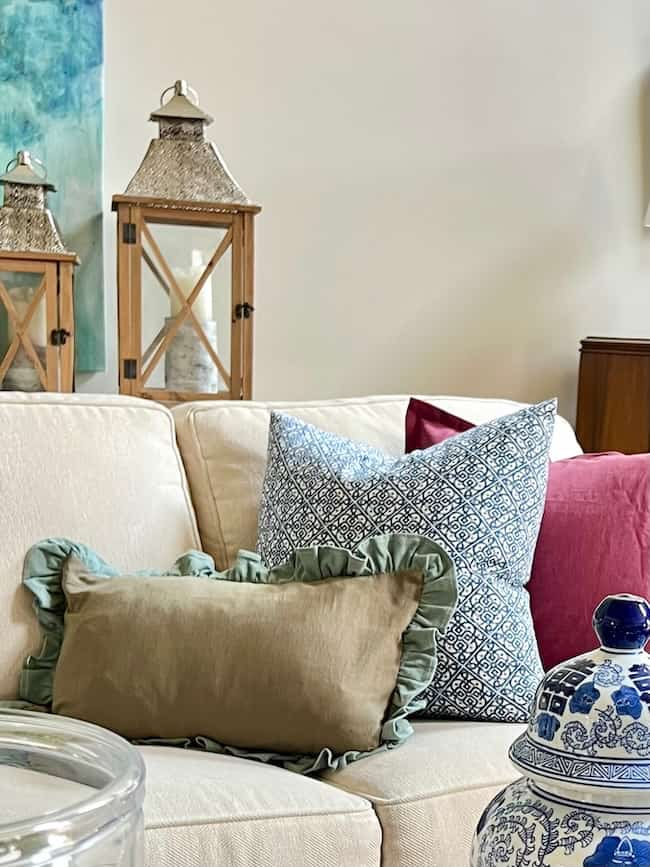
121;80;257;210
0;150;56;191
0;151;78;259
149;80;214;125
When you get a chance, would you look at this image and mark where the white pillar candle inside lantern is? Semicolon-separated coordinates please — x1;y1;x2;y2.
171;249;213;321
7;286;47;346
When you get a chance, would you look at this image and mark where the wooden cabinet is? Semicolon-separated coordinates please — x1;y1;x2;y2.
576;337;650;453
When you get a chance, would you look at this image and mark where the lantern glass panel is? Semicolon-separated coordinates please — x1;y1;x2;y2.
0;268;49;392
139;219;232;394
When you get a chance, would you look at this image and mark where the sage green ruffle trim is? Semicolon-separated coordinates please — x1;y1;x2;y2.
19;534;457;775
20;540;214;706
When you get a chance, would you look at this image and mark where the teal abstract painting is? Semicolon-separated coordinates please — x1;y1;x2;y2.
0;0;104;372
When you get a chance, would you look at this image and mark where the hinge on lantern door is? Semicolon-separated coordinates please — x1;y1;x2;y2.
122;223;137;245
235;302;254;319
50;329;70;346
123;359;137;379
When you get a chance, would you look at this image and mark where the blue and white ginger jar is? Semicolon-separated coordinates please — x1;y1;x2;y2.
471;594;650;866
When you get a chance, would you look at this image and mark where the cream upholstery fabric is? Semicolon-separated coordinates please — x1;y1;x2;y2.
141;746;381;867
321;720;524;867
0;765;93;823
172;394;582;569
0;393;199;700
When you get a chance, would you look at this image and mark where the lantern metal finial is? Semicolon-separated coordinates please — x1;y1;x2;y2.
124;79;252;206
149;79;214;127
1;150;55;193
0;150;77;256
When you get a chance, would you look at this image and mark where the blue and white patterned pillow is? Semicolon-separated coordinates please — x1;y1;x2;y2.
257;400;556;723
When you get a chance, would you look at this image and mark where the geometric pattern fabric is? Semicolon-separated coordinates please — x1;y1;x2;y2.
258;400;556;722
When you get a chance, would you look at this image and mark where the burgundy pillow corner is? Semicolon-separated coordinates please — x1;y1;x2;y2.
404;399;650;671
405;399;473;453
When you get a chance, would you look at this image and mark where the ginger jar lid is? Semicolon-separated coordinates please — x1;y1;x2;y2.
510;594;650;797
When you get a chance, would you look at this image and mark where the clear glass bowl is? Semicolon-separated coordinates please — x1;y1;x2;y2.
0;709;145;866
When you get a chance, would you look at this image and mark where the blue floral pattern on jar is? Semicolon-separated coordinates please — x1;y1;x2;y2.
593;661;625;688
536;712;561;741
472;779;650;867
583;835;650;866
612;686;644;720
560;708;650;757
570;683;601;715
471;595;650;867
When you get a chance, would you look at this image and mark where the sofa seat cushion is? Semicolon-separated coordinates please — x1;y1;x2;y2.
321;720;524;867
172;394;581;570
141;746;381;867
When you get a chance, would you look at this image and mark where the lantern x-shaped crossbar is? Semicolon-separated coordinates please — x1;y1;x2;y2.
139;222;232;390
113;194;257;402
0;273;48;388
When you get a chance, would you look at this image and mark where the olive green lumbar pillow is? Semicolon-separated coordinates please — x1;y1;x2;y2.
20;534;457;774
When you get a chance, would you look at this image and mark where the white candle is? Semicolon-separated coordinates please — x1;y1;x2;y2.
171;250;213;321
8;289;47;346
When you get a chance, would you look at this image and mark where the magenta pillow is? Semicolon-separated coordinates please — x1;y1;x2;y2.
405;398;650;670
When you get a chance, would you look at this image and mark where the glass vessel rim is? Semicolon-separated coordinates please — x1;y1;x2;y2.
0;709;144;858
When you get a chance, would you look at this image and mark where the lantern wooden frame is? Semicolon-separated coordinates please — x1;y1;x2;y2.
113;194;259;403
0;249;76;392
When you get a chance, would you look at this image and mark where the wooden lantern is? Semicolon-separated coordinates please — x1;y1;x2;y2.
0;151;77;392
112;80;260;403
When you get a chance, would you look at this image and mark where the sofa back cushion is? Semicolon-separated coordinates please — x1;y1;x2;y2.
172;395;581;570
0;393;199;699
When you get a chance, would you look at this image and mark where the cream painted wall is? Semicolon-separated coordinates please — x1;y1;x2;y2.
80;0;650;419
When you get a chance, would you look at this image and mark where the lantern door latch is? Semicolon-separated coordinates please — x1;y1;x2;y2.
50;328;70;346
235;303;254;320
122;223;137;245
123;359;137;380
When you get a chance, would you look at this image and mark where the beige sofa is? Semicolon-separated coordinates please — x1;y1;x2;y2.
0;392;582;867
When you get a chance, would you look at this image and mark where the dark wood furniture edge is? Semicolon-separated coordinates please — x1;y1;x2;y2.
580;337;650;356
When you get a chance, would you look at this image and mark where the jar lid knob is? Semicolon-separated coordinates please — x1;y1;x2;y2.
593;594;650;651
